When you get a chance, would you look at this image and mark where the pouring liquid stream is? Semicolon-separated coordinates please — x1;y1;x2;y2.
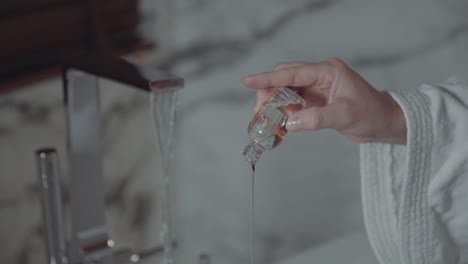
251;164;256;264
244;87;305;264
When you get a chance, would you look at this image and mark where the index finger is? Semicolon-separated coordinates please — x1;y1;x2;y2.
241;63;327;89
253;62;307;112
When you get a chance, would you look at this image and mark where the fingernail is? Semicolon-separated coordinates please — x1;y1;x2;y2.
286;115;302;131
253;105;260;113
242;75;255;83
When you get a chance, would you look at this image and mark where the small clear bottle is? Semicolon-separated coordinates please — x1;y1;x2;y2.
243;87;305;164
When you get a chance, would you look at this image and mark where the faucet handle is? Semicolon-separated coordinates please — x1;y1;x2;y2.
36;147;68;264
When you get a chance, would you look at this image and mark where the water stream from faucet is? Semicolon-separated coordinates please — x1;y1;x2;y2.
150;86;180;264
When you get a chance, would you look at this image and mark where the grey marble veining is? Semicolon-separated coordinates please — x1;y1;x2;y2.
158;0;337;79
1;0;468;264
352;23;468;69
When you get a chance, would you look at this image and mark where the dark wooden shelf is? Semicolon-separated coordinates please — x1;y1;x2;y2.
0;41;155;95
0;0;155;95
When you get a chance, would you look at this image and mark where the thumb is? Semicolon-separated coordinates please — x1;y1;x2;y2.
285;107;324;131
286;100;352;131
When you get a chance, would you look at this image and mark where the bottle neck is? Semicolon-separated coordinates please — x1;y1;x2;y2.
243;141;265;165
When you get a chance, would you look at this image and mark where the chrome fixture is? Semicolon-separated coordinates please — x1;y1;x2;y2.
36;52;183;264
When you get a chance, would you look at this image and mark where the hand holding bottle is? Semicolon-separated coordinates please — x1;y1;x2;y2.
242;58;407;144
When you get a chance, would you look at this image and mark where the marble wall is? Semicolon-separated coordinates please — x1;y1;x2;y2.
1;0;467;263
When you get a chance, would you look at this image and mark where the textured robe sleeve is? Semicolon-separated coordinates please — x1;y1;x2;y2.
360;77;468;264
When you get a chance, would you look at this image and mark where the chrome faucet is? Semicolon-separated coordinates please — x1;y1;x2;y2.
35;52;183;264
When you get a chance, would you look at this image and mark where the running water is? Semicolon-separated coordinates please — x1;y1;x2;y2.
250;164;256;264
150;87;180;264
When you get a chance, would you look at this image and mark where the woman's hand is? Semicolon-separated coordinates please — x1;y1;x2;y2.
242;58;407;144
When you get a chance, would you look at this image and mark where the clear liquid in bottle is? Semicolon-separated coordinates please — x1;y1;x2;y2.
243;87;305;164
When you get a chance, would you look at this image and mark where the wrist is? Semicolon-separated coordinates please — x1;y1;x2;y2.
382;92;407;144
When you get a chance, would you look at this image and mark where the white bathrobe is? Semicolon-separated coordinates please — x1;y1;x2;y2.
360;77;468;264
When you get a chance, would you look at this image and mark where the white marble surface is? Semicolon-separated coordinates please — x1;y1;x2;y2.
0;0;467;263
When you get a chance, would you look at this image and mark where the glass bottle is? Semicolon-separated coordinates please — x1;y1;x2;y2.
243;87;305;164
